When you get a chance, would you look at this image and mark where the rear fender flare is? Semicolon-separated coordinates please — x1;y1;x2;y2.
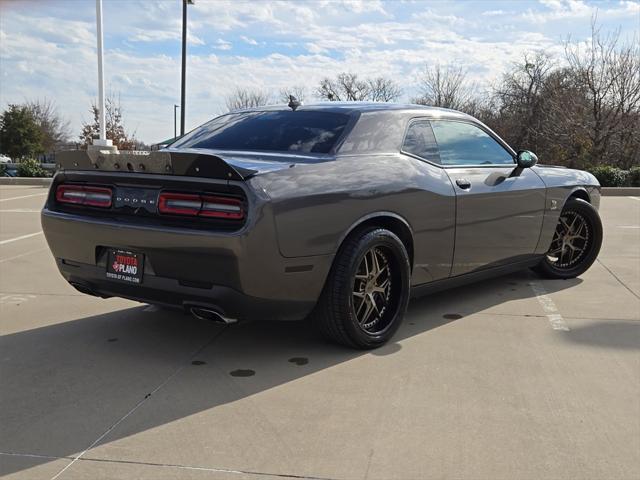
335;211;414;266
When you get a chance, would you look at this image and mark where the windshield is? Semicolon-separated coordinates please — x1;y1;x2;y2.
171;111;351;154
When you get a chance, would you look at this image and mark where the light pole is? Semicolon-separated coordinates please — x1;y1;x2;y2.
93;0;111;146
93;0;112;148
174;104;180;139
180;0;194;136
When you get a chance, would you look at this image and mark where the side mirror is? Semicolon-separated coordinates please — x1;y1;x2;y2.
516;150;538;168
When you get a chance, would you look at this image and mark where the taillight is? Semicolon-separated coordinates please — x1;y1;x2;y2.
158;193;201;216
158;192;244;220
56;185;112;208
200;195;244;219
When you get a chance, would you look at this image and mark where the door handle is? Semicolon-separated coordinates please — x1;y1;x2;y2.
455;178;471;189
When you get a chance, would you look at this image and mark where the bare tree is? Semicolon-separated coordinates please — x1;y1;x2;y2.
563;19;640;167
481;21;640;171
24;98;70;152
80;93;136;150
492;52;555;151
407;21;640;170
318;73;370;101
317;72;401;102
225;88;271;111
367;77;403;102
482;56;592;167
413;64;475;110
279;86;307;103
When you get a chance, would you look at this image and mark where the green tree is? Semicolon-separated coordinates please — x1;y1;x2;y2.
0;104;44;160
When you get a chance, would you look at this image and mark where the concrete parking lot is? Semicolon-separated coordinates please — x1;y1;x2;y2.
0;185;638;480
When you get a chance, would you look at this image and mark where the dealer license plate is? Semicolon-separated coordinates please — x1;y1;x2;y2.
106;249;144;284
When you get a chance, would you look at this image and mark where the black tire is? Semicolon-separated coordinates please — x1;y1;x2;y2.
533;198;602;279
313;227;411;349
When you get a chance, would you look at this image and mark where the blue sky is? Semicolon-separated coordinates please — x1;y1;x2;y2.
1;0;638;143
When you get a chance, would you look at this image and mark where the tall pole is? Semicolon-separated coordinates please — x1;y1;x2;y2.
174;104;179;138
95;0;107;143
180;0;187;136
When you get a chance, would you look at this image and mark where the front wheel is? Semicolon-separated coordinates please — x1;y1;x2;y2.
534;198;603;279
314;227;411;349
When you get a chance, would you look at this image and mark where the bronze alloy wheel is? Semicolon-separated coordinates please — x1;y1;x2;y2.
546;211;590;269
351;247;393;333
534;198;603;280
314;227;411;349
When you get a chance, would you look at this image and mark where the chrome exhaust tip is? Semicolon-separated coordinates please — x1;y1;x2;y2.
189;307;236;325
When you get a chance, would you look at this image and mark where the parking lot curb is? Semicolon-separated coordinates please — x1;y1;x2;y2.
601;187;640;196
0;177;52;186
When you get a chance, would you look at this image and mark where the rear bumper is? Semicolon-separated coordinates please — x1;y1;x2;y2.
41;208;333;321
57;259;315;321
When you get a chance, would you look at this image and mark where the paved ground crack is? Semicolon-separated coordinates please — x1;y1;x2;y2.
78;456;340;480
0;452;338;480
597;259;640;301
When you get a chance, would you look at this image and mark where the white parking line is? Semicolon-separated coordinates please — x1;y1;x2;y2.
628;196;640;202
0;247;47;263
0;294;36;305
529;281;570;331
0;209;41;213
0;231;43;245
0;192;47;202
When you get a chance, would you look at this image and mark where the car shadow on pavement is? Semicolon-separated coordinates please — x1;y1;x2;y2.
559;321;640;350
0;270;582;476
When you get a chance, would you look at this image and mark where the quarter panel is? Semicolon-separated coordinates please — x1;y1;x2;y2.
254;154;456;284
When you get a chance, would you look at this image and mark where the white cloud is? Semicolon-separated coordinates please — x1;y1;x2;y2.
305;42;327;54
482;9;507;17
240;35;258;45
214;39;232;51
411;9;467;25
130;29;205;46
341;0;388;16
522;0;639;23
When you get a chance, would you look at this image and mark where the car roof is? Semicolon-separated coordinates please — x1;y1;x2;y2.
229;102;473;119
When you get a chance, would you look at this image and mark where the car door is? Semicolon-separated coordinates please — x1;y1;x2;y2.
429;120;546;276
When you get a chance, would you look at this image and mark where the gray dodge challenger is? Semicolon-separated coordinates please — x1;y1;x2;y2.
42;102;602;348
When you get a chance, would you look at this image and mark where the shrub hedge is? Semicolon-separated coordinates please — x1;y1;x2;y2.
16;158;47;178
587;165;640;187
629;166;640;187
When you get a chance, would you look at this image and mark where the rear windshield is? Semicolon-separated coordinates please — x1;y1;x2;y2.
171;111;351;154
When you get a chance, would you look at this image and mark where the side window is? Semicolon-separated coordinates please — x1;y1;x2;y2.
402;121;440;164
430;121;514;166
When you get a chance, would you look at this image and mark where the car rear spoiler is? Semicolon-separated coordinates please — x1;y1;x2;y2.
56;149;257;181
